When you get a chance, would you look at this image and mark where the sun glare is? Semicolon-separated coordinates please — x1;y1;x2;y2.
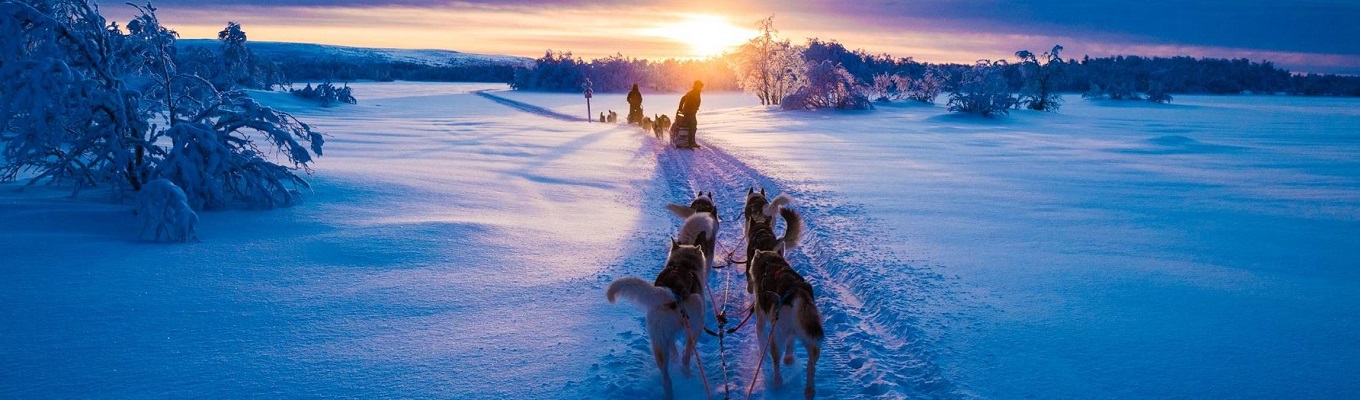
645;14;754;58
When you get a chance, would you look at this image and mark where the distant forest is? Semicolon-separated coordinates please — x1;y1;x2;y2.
275;59;518;83
184;23;1358;97
176;41;519;84
510;38;1360;97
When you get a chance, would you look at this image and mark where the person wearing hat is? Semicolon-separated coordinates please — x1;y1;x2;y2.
675;80;703;148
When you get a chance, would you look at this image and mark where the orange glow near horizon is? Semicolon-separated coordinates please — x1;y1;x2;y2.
144;4;1360;72
640;14;755;58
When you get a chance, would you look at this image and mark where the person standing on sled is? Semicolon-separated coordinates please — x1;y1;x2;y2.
675;80;703;148
626;83;643;125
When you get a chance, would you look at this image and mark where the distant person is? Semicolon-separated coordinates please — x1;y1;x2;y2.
627;84;643;125
676;80;703;147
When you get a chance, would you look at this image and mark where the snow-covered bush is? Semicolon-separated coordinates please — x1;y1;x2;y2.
1081;84;1105;100
869;73;909;102
947;60;1016;117
781;60;873;111
136;178;198;242
1106;81;1141;100
1015;45;1064;112
1146;81;1173;103
906;68;946;104
291;82;357;106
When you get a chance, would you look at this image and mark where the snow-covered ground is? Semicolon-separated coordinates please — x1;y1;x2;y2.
3;82;1357;398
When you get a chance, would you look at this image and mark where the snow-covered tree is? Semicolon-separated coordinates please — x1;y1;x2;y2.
0;0;149;191
2;1;323;210
154;89;322;209
213;21;284;90
781;60;872;111
1015;45;1064;111
947;60;1016;117
728;15;805;106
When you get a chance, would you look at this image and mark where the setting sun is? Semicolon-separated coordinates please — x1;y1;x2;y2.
643;14;755;58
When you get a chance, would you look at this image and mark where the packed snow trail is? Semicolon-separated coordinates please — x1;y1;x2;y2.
570;132;965;397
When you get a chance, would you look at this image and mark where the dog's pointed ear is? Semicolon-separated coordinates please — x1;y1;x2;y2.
696;190;701;198
748;187;754;195
670;238;679;251
761;188;766;196
775;241;786;257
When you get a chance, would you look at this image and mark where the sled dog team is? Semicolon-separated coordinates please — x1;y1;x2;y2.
598;109;674;140
608;188;823;399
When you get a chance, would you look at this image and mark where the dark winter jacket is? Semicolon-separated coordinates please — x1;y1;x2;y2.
678;89;701;116
627;86;642;109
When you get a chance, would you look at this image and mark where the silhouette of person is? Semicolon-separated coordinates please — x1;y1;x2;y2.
626;83;643;125
676;80;703;147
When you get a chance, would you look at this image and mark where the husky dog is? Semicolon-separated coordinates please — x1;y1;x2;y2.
657;114;672;132
674;214;718;293
743;188;802;292
642;116;654;134
666;191;720;270
136;179;199;242
607;239;709;399
608;110;619;123
653;114;666;137
749;243;823;399
600;112;607;123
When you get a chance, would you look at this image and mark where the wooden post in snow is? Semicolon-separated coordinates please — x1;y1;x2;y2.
583;79;594;123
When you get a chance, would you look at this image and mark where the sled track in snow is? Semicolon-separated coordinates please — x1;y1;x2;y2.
629;131;964;399
477;93;965;398
473;90;582;122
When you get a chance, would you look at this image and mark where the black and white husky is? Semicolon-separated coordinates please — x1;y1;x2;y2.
606;238;709;400
667;191;719;270
743;188;802;293
749;243;823;399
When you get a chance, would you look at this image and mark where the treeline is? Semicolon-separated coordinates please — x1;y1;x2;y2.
176;43;518;84
796;39;1360;97
271;59;517;83
510;51;738;92
509;36;1360;97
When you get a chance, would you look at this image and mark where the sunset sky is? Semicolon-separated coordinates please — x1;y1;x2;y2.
126;0;1360;74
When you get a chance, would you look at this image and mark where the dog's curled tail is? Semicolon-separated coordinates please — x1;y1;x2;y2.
779;207;804;251
665;203;696;219
763;193;795;219
793;289;825;343
677;213;717;246
607;277;673;310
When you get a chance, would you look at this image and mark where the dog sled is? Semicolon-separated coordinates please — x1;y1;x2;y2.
669;112;698;149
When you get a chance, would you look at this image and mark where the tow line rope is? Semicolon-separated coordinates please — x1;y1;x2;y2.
745;292;787;400
701;206;752;399
680;308;714;400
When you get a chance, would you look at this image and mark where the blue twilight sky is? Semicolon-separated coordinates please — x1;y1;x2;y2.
126;0;1360;74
